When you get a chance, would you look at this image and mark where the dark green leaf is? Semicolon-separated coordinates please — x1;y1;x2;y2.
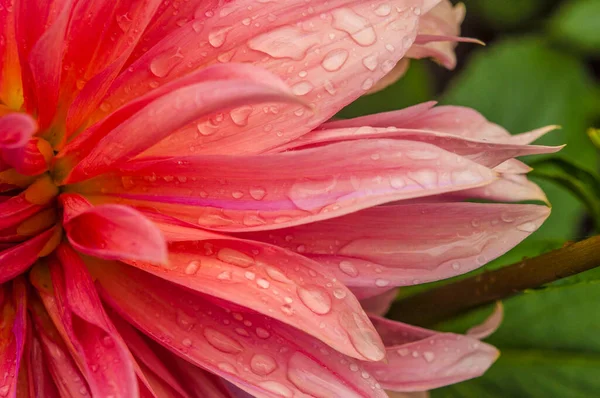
550;0;600;54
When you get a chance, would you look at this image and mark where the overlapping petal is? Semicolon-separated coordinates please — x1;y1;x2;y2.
243;203;550;290
73;139;496;232
92;260;387;398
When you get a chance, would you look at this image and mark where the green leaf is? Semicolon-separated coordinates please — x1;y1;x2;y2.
462;0;548;29
336;60;433;118
550;0;600;54
530;158;600;231
432;280;600;397
442;37;599;240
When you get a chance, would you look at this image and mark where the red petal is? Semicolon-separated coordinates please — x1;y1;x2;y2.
75;139;496;232
0;278;27;398
63;201;167;264
243;203;550;288
0;227;58;284
30;246;139;398
92;260;388;397
2;137;52;176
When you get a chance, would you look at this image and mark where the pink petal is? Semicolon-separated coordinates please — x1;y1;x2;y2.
0;278;27;398
359;288;400;316
467;302;504;340
243;203;550;289
0;192;46;232
0;113;37;149
63;200;167;264
29;332;61;398
92;260;388;398
30;246;139;398
0;226;58;284
406;0;467;69
365;316;499;392
57;63;302;183
494;159;532;174
96;0;423;156
365;59;411;94
323;101;437;130
451;173;549;204
2;137;52;176
74;139;496;232
122;229;385;361
276;126;562;168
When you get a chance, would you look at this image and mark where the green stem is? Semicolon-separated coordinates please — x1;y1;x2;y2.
387;235;600;327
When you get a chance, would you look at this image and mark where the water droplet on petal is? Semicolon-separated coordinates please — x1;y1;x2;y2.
374;4;392;16
217;248;254;267
256;327;271;339
321;49;349;71
517;222;537;232
375;279;390;287
339;312;385;361
423;351;435;362
185;260;201;275
266;267;292;283
208;27;230;48
249;187;267;200
339;260;359;277
250;354;278;375
203;328;243;353
230;105;253;126
287;352;358;396
332;8;377;46
182;338;193;347
297;285;332;314
291;81;314;96
362;54;378;71
149;47;184;78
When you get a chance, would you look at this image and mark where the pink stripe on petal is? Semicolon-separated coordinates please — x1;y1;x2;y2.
365;316;499;392
97;0;423;156
63;202;167;264
75;139;496;232
0;113;37;149
92;261;388;398
123;232;384;361
244;203;550;288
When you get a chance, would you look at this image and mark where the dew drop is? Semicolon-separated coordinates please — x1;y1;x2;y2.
375;279;390;287
249;187;267;200
362;54;378;71
291;81;314;96
149;47;184;78
217;248;254;267
339;312;385;361
332;8;377;46
256;327;271;339
217;362;237;373
185;260;201;275
230;105;253;126
203;328;243;353
266;267;292;283
423;351;435;362
287;352;358;396
374;4;392;16
517;222;537;232
333;288;347;299
257;278;270;289
208;27;230;47
297;285;332;315
248;26;319;60
339;260;359;277
250;354;278;376
321;49;349;72
182;338;193;347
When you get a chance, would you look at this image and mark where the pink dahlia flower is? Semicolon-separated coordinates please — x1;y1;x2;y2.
0;0;560;397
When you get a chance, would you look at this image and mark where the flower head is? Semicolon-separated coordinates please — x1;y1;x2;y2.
0;0;559;397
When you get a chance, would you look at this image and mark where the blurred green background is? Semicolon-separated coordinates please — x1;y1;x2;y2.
340;1;600;396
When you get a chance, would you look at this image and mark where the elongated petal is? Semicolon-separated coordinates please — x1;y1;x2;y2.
0;113;37;149
30;248;139;398
451;173;549;204
0;278;27;398
123;229;384;361
92;260;387;397
323;101;437;130
29;332;61;398
74;139;496;232
365;316;498;392
0;227;58;284
109;310;191;398
63;200;167;264
243;203;550;289
0;2;22;109
57;64;302;183
2;137;52;176
28;295;90;397
406;0;467;69
97;0;423;156
277;126;562;168
60;0;162;135
467;302;504;340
